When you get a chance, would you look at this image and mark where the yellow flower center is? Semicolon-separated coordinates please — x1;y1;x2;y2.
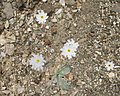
67;49;71;52
108;64;111;67
40;16;44;19
36;59;41;63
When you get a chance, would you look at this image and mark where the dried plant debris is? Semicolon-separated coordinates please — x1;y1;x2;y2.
0;0;120;96
0;24;4;34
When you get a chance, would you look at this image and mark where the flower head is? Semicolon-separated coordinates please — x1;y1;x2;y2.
35;10;48;24
29;54;46;70
105;61;115;71
60;39;79;59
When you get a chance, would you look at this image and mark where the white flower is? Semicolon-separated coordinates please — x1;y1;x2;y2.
105;61;115;71
59;0;65;6
60;39;79;59
35;10;48;24
29;54;46;70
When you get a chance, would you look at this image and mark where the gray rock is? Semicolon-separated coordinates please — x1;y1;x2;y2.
111;3;120;13
5;20;9;29
5;44;14;55
51;17;57;23
66;0;75;5
3;2;14;19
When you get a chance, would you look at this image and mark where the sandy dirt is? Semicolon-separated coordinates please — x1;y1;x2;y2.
0;0;120;96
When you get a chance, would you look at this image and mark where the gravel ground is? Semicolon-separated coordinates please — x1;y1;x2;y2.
0;0;120;96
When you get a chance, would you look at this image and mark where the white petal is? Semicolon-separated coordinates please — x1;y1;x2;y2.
114;66;120;68
41;10;44;13
68;55;72;59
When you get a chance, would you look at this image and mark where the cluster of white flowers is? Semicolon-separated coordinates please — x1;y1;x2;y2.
60;39;79;59
31;8;80;70
31;8;119;71
29;39;79;70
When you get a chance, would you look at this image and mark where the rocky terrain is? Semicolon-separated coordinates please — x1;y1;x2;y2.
0;0;120;96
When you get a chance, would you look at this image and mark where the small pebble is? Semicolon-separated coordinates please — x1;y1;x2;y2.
0;35;7;45
42;0;47;2
73;23;77;27
45;25;49;29
51;17;57;23
55;8;62;14
108;72;115;78
0;52;6;57
5;44;14;55
27;28;32;32
5;20;9;29
19;20;24;26
9;18;15;25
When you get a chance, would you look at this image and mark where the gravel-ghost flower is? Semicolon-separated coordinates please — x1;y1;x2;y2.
29;54;46;70
105;61;115;71
35;10;48;24
60;39;79;59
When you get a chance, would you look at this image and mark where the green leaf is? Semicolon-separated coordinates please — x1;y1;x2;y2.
57;78;71;90
53;65;72;90
57;65;72;76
